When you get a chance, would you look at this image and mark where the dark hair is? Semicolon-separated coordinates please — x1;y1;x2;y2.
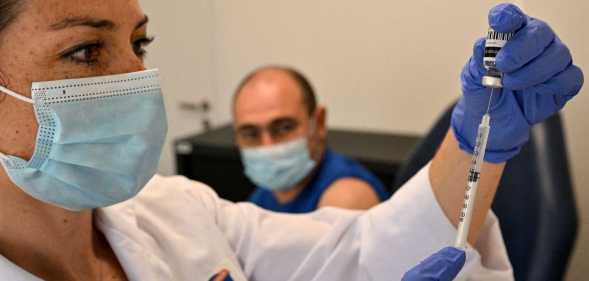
0;0;23;33
234;65;317;115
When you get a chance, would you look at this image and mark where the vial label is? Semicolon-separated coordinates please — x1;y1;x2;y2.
482;29;513;88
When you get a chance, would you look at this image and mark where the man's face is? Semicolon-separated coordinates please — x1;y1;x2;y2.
233;69;325;157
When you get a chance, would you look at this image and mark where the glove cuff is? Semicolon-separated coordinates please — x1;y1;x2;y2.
451;124;523;163
451;105;529;163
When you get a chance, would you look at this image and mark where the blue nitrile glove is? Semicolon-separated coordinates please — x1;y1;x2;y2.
402;247;466;281
452;3;584;163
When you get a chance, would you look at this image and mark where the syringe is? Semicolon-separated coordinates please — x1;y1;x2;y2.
454;90;493;249
454;28;513;249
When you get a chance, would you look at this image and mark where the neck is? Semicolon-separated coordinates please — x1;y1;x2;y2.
273;180;309;204
0;171;107;280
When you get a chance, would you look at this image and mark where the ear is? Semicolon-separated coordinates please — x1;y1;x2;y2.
315;106;327;143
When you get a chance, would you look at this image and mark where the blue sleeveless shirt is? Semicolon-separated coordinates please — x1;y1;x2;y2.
248;148;389;213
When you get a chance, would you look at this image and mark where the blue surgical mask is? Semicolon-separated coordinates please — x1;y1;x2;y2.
240;137;317;192
0;69;167;211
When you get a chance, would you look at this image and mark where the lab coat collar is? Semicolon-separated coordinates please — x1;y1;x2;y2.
95;182;174;281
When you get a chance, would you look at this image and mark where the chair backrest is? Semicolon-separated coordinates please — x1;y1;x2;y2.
393;104;579;281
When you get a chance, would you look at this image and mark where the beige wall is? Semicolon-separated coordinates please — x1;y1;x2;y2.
142;0;587;279
210;0;512;134
140;0;216;175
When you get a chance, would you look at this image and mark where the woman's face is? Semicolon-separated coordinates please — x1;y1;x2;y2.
0;0;152;161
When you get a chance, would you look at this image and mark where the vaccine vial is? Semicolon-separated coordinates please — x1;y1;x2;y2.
482;29;514;88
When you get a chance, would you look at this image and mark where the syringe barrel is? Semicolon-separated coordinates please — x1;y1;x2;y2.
473;114;491;168
455;114;491;249
455;179;479;248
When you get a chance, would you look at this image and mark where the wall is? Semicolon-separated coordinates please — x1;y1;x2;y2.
139;0;216;175
210;0;515;134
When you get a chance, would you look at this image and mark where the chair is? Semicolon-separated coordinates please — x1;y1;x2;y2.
393;104;579;281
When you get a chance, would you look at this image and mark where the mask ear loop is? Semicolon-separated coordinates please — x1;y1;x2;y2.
0;85;34;104
0;86;33;160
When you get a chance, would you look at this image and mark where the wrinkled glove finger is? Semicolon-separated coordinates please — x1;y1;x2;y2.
488;3;527;33
503;36;571;90
402;247;466;281
462;38;487;92
428;247;466;281
518;64;584;123
497;18;555;73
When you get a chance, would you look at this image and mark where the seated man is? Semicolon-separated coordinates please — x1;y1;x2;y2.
232;66;389;212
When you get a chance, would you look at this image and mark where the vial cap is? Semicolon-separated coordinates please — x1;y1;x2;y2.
482;76;503;88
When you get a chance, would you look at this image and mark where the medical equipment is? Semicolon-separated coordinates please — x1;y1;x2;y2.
455;29;513;249
482;29;513;88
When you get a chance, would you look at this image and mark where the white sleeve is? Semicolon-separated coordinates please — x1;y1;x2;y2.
198;163;514;281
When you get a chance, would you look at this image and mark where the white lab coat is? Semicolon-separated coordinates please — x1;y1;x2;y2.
0;164;514;281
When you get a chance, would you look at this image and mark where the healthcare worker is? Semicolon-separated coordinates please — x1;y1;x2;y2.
233;66;389;213
0;1;582;281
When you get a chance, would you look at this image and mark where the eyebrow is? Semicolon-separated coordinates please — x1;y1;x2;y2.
270;117;297;126
237;124;260;132
50;15;149;31
237;117;298;132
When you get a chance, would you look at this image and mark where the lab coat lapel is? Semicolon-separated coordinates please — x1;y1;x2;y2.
95;175;249;281
96;201;174;281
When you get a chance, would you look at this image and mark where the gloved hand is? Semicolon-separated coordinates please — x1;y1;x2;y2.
402;247;466;281
452;3;584;163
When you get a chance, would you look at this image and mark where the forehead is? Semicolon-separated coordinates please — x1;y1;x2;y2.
23;0;143;26
234;69;308;124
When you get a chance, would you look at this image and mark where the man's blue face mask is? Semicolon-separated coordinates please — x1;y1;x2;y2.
240;123;317;192
0;69;168;211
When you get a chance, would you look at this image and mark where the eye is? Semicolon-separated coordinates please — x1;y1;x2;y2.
270;120;297;139
133;36;154;58
237;127;262;146
61;41;104;65
240;129;260;140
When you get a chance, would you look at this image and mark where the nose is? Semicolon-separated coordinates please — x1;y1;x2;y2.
260;131;275;147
